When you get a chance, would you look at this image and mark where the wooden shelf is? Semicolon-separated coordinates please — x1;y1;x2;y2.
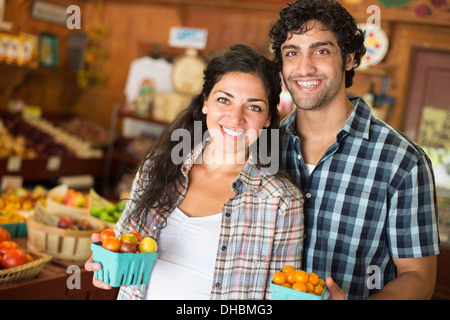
0;157;106;182
118;109;169;127
356;64;395;77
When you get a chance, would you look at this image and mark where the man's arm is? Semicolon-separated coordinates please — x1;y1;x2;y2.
326;255;437;300
364;255;437;300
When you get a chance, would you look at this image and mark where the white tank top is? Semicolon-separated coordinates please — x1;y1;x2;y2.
145;207;222;300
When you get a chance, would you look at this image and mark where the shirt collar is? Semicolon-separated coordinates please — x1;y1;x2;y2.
282;97;372;141
341;97;371;141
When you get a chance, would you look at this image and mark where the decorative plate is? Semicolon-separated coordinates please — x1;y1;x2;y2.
358;23;389;69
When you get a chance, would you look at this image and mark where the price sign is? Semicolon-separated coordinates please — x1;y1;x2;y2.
6;157;22;172
46;156;61;171
418;106;450;149
169;27;208;50
1;175;23;192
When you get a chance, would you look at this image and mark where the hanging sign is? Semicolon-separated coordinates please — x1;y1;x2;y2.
169;27;208;50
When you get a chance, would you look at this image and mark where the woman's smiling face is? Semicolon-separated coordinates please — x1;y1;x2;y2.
203;71;271;157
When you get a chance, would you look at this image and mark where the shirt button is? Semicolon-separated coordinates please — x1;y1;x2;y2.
225;212;231;217
297;154;302;160
221;245;227;251
305;192;312;199
152;226;158;230
215;282;221;287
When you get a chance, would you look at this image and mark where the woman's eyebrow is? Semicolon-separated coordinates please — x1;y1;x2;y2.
214;90;267;105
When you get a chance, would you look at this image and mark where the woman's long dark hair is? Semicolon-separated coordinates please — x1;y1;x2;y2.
126;44;282;230
269;0;366;88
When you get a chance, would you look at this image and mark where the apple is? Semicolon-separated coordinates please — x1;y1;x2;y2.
58;215;74;229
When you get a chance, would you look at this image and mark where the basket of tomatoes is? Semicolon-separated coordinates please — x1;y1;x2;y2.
0;226;52;284
270;265;327;300
91;229;158;287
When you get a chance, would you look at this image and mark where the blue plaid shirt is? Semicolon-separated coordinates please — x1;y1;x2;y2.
280;97;440;300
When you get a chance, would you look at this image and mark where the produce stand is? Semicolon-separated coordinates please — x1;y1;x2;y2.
0;238;119;300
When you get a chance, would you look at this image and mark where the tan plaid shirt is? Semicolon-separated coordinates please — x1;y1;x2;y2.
115;141;304;300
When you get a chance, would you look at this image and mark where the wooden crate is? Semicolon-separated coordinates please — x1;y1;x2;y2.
26;204;104;262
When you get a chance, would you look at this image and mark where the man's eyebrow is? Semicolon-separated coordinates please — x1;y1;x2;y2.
309;41;335;49
281;41;335;51
281;44;298;51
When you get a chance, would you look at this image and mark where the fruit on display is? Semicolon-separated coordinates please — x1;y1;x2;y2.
59;117;112;147
53;189;90;208
90;201;126;223
57;215;93;230
0;240;18;255
0;186;47;212
0;226;11;242
0;112;103;159
0;228;34;270
98;229;157;254
1;248;29;269
272;265;326;296
0;113;74;158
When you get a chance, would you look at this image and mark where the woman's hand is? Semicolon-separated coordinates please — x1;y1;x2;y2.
84;233;112;290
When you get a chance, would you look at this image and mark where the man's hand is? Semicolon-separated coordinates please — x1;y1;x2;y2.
326;277;346;300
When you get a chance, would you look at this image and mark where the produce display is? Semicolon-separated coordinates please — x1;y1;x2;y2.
59;117;112;147
0;113;74;158
0;186;47;212
52;188;90;209
89;188;126;224
0;226;33;270
271;265;326;299
57;214;94;231
0;112;103;159
90;201;125;223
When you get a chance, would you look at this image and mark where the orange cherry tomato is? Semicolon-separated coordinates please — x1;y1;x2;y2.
272;271;286;285
100;229;116;244
102;237;121;252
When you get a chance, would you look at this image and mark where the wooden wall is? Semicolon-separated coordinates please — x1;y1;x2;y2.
2;0;450;134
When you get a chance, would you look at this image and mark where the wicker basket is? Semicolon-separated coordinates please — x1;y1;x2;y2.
0;250;52;285
26;203;105;262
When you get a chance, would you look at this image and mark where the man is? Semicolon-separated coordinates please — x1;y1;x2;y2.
269;0;440;299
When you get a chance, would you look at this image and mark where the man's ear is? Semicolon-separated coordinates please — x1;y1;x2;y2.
345;52;356;71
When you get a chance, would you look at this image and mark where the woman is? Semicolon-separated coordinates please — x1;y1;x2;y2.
86;44;304;300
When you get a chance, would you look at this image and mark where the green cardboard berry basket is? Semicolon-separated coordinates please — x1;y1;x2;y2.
270;282;327;300
91;242;158;287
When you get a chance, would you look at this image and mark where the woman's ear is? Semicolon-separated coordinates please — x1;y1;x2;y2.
202;105;208;114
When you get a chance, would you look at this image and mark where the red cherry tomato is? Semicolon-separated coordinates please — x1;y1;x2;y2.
100;229;116;244
102;237;121;252
1;248;28;269
0;226;11;243
0;241;19;255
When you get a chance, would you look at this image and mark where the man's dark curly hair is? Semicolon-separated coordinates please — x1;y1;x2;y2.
269;0;366;88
